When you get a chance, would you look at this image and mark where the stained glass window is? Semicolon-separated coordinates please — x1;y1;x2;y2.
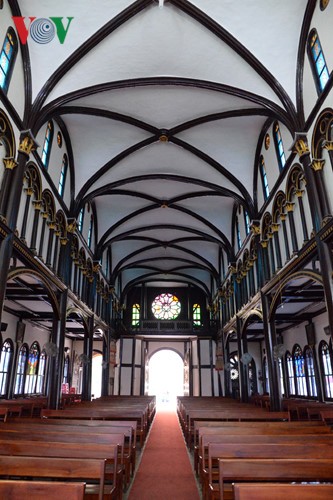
24;341;40;394
0;28;18;93
244;211;250;235
41;121;54;170
193;303;201;327
235;215;242;250
0;340;13;396
152;293;181;320
78;207;84;233
58;154;68;197
35;350;47;394
132;303;140;327
87;214;93;249
286;351;295;395
294;344;307;396
308;29;330;94
320;340;333;399
14;344;28;395
304;346;317;397
63;355;70;384
259;156;270;201
274;122;286;170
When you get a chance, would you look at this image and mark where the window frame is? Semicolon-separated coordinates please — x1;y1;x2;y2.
24;341;40;395
259;155;270;201
273;121;286;171
0;339;14;397
41;121;54;170
319;340;333;400
58;153;68;198
307;28;330;95
0;27;18;94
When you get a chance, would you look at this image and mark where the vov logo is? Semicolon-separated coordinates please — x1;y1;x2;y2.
12;17;74;44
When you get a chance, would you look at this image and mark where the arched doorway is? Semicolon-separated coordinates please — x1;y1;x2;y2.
148;349;184;408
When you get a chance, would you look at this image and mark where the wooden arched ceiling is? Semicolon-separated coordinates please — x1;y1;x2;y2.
10;0;314;296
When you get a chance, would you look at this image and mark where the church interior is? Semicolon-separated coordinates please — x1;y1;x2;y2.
0;0;333;498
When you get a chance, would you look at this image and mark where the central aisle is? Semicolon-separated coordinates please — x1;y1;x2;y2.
128;407;201;500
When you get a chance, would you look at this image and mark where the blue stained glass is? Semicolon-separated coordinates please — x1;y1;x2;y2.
309;30;330;93
0;29;17;93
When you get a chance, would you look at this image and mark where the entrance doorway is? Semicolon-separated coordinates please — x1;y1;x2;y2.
147;349;184;409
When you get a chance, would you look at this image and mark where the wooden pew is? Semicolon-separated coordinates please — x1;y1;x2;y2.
0;426;132;488
186;410;290;447
6;417;138;476
233;483;333;500
0;480;86;500
206;442;333;500
0;456;107;500
0;441;120;499
195;422;332;477
216;458;333;500
321;409;333;426
193;419;329;469
41;408;147;447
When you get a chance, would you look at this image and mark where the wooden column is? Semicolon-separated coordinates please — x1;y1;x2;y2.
0;131;37;320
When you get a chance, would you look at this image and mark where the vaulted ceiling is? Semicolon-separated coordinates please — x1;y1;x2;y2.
11;0;314;299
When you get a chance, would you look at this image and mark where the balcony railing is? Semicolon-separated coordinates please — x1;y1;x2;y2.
118;319;218;335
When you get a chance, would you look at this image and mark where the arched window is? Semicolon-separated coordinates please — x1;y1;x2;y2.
58;154;68;197
78;207;84;233
41;121;54;170
87;214;93;249
35;350;47;394
304;346;317;397
308;29;330;94
259;156;270;201
193;303;201;327
319;340;333;399
132;303;140;327
235;215;242;250
286;350;295;395
244;211;250;236
248;359;257;395
0;28;18;93
273;122;286;170
262;356;269;394
63;354;70;385
0;339;13;396
24;341;40;394
14;344;28;395
293;344;307;396
278;358;285;397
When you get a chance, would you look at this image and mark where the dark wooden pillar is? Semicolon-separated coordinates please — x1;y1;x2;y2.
261;292;281;411
48;289;68;409
0;131;37;320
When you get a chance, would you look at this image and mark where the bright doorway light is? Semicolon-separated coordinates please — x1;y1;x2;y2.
91;352;102;399
148;349;184;409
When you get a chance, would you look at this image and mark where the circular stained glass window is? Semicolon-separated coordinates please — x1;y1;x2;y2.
152;293;181;320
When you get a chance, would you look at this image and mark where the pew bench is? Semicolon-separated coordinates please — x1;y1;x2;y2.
0;455;107;500
0;479;86;500
193;420;330;472
233;482;333;500
0;424;133;488
0;441;120;499
206;442;333;500
215;458;333;500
